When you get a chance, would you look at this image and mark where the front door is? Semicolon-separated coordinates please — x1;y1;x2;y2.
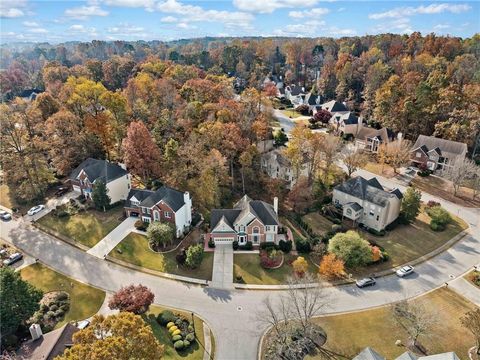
238;235;246;245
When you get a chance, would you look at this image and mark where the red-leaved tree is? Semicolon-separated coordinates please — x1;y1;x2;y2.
108;284;155;314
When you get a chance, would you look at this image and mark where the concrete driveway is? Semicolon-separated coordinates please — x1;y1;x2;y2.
210;244;234;290
87;217;137;259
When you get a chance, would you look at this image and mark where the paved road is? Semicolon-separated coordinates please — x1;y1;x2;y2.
272;109;296;134
87;217;137;258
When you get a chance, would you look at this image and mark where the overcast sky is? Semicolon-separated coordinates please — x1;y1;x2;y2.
1;0;479;43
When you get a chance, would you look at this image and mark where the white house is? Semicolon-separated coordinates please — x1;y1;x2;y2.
285;84;306;106
69;158;131;204
261;148;308;189
333;176;403;231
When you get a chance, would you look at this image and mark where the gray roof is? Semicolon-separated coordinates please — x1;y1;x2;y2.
262;149;294;168
127;186;186;212
334;176;402;207
355;126;391;142
345;202;363;211
354;347;386;360
211;195;279;229
70;158;128;184
418;353;460;360
305;92;322;105
412;135;467;157
330;111;359;125
287;85;304;96
396;352;418;360
321;100;348;112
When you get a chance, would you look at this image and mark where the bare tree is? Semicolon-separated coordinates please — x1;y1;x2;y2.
443;158;478;196
342;148;368;177
392;300;437;350
320;134;341;181
377;139;412;174
257;274;346;360
460;308;480;355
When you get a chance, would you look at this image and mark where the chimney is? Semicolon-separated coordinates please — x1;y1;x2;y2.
29;324;43;341
397;132;403;141
273;197;278;214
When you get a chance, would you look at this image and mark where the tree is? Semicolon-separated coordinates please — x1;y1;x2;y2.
92;179;111;211
108;285;154;315
311;109;331;126
319;254;345;280
443;158;478;196
147;222;175;249
292;256;309;278
319;134;341;182
287;177;313;214
56;312;164;360
0;267;43;338
328;231;372;268
185;244;204;269
377;139;412;174
401;187;422;223
342;148;368;177
273;128;288;147
122;121;162;183
392;300;437;348
461;308;480;355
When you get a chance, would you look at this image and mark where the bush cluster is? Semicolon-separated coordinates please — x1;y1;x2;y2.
425;205;451;231
238;241;253;250
295;237;311;253
159;311;196;352
278;240;292;253
260;249;283;269
134;220;148;231
30;292;70;332
207;238;215;248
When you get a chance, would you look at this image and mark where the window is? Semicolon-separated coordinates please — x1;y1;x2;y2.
253;227;260;234
376;215;379;221
416;152;422;158
334;199;340;205
266;226;271;231
369;211;375;217
131;200;139;206
239;225;245;232
146;208;151;215
164;211;171;218
346;209;352;216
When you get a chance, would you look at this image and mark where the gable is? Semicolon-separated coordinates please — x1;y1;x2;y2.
212;217;235;233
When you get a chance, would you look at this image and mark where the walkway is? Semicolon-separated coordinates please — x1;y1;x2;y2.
449;276;480;307
87;217;137;258
210;244;234;290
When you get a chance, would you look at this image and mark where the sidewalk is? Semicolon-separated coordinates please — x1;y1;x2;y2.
449;277;480;307
87;217;137;258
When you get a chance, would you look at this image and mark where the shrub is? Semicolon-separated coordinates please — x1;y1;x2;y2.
45;311;56;320
187;325;194;332
166;321;175;329
185;244;204;268
174;318;183;326
426;206;451;231
295;238;311;253
241;241;253;250
59;304;69;312
54;309;65;318
367;228;386;236
49;304;58;312
185;333;195;342
56;210;69;218
207;238;215;248
426;200;441;208
295;104;310;115
134;220;147;231
174;340;184;350
176;250;186;265
278;240;292;253
159;311;177;326
232;240;239;250
331;224;342;234
183;340;190;347
172;334;182;342
260;250;282;269
430;220;445;232
169;325;178;334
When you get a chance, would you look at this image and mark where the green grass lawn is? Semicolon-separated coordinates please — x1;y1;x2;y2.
109;233;213;281
233;253;318;285
20;263;105;329
302;212;334;235
144;305;212;360
37;205;124;248
306;288;475;359
464;270;480;288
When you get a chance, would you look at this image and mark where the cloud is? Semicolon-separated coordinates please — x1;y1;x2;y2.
369;3;471;20
433;24;450;30
327;27;356;36
23;21;39;27
177;22;196;29
233;0;319;13
160;15;177;22
103;0;156;11
276;19;326;36
288;7;329;18
64;5;109;20
0;0;27;18
27;27;49;33
371;18;413;35
107;24;145;33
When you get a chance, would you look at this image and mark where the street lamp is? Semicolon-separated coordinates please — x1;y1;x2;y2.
191;312;196;338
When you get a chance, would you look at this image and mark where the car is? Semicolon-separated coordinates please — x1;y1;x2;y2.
396;265;415;277
27;205;45;216
3;252;23;266
54;186;69;197
356;277;376;288
1;213;12;221
76;320;90;329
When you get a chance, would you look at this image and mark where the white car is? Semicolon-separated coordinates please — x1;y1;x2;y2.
27;205;45;216
396;265;415;277
0;212;12;221
3;252;23;266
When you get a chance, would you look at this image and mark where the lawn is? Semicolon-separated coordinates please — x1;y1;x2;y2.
363;161;396;178
233;253;318;285
280;108;304;118
0;184;14;209
36;205;124;248
144;305;213;360
302;212;334;235
109;232;214;281
20;263;105;329
306;288;476;359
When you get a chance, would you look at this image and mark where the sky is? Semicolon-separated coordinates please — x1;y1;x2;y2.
0;0;479;43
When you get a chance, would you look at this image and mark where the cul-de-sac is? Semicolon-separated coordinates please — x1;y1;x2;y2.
1;2;479;359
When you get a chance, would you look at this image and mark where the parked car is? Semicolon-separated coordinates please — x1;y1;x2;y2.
0;249;8;258
54;186;69;197
356;277;376;288
27;205;45;216
3;252;23;266
76;320;90;329
396;265;415;277
0;210;11;220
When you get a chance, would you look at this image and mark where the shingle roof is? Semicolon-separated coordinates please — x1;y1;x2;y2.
330;111;359;125
345;202;363;211
396;352;418;360
287;85;304;96
70;158;128;184
412;135;467;157
321;100;348;112
334;176;401;207
305;92;322;105
353;347;386;360
127;186;186;212
355;127;391;142
418;353;460;360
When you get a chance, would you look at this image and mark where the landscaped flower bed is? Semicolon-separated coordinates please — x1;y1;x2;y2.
157;310;196;352
260;249;283;269
29;291;70;332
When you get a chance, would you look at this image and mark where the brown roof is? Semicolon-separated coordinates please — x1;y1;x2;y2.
355;127;389;142
18;323;78;360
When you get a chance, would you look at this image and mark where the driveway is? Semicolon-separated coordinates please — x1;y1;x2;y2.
210;244;234;290
273;109;296;134
449;277;480;307
87;217;137;259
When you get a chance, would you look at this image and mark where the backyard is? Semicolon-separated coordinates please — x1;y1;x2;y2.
20;263;105;329
302;212;334;235
109;232;213;281
306;288;476;359
143;305;214;360
36;205;124;248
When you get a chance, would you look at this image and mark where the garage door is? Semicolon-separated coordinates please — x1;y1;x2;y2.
214;237;234;244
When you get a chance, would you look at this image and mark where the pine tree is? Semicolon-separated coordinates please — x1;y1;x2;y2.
92;178;111;212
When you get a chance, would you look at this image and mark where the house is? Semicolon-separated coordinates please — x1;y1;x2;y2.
207;195;280;246
17;323;79;360
263;74;284;97
333;176;403;231
304;92;323;113
355;126;396;153
261;148;308;188
354;348;460;360
320;100;348;113
124;186;192;237
410;135;468;173
329;111;363;136
285;84;306;106
69;158;131;204
19;88;43;101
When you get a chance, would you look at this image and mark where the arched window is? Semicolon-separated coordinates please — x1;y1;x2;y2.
153;210;160;221
253;227;259;234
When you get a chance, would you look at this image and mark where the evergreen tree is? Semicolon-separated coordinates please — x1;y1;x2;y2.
401;187;422;223
92;178;111;211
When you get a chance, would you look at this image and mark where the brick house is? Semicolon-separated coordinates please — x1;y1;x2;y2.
124;186;192;238
207;195;280;247
69;158;131;204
